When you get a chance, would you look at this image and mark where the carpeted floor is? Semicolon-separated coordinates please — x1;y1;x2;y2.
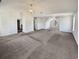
27;30;77;59
0;29;78;59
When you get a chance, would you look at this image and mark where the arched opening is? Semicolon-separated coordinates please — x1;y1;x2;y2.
50;18;59;30
45;17;59;31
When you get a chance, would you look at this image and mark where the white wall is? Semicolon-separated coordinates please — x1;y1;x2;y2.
0;8;20;36
22;13;34;32
59;15;73;32
34;14;73;33
72;12;78;44
34;17;49;30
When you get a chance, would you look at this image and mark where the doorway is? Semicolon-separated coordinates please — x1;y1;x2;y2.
50;19;59;30
17;19;23;33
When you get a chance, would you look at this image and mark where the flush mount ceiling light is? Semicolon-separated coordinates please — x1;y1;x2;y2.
29;9;33;13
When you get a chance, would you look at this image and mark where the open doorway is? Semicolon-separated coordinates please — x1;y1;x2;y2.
49;18;59;31
17;19;23;33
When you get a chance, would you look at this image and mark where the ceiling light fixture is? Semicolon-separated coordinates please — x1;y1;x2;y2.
29;9;33;13
29;4;33;13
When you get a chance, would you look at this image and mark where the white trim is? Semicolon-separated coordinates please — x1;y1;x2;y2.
72;15;76;31
33;12;73;17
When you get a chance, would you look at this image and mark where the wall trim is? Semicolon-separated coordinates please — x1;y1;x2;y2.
33;12;74;17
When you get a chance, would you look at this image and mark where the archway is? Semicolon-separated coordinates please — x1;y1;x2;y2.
45;17;59;30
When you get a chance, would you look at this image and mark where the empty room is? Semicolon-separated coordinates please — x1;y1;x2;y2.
0;0;78;59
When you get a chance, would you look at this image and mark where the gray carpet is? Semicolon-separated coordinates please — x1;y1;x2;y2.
0;30;78;59
28;30;78;59
0;34;41;59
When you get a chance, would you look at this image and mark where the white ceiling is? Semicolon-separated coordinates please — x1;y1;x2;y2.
0;0;78;14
